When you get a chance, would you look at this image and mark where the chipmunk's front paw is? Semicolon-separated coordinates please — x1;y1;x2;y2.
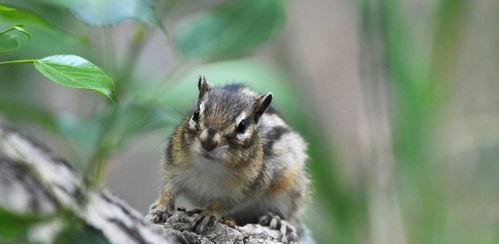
146;203;172;224
190;210;220;233
259;212;297;243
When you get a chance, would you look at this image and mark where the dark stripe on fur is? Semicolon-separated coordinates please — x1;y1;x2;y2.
263;126;290;158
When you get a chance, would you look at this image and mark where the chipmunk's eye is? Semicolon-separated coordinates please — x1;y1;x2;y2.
236;119;247;133
192;109;200;122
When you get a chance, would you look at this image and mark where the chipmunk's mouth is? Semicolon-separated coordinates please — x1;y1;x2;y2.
201;152;216;160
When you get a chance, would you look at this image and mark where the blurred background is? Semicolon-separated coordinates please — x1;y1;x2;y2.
1;0;498;243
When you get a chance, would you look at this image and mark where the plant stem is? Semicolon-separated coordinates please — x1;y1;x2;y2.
115;25;149;99
85;142;112;188
0;59;37;65
0;25;31;39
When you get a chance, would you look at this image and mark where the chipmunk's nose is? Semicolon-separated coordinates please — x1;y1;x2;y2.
200;128;218;151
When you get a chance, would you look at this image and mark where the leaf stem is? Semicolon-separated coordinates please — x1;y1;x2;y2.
0;59;37;65
0;26;15;36
0;25;31;39
115;25;149;98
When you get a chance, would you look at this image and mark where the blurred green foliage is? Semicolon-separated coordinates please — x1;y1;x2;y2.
0;32;20;51
54;218;109;244
42;0;165;31
173;0;284;59
358;0;495;244
0;208;49;242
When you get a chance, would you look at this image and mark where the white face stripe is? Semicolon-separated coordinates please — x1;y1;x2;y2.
236;127;252;140
235;111;252;140
189;101;205;130
199;101;205;115
235;111;247;125
199;102;206;129
200;129;209;141
188;118;196;129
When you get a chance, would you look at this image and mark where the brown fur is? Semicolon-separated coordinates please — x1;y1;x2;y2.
269;167;300;196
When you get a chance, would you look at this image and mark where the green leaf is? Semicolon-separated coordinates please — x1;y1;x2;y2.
43;0;164;31
0;5;54;31
0;208;45;240
0;5;15;12
0;33;19;52
0;4;83;46
33;55;116;101
55;220;109;244
173;0;285;59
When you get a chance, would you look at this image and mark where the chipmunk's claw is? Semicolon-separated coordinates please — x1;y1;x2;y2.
259;212;298;243
149;209;168;223
220;217;237;228
190;210;219;233
186;208;203;216
146;203;172;224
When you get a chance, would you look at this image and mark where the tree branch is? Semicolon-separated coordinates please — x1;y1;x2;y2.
0;121;284;243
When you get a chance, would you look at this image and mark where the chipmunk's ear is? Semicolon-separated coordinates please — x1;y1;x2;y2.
253;92;272;122
198;75;211;99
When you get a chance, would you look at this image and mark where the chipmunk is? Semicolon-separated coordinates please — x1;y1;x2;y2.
147;75;310;243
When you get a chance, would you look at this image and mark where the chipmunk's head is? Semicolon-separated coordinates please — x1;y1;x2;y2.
187;75;272;161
